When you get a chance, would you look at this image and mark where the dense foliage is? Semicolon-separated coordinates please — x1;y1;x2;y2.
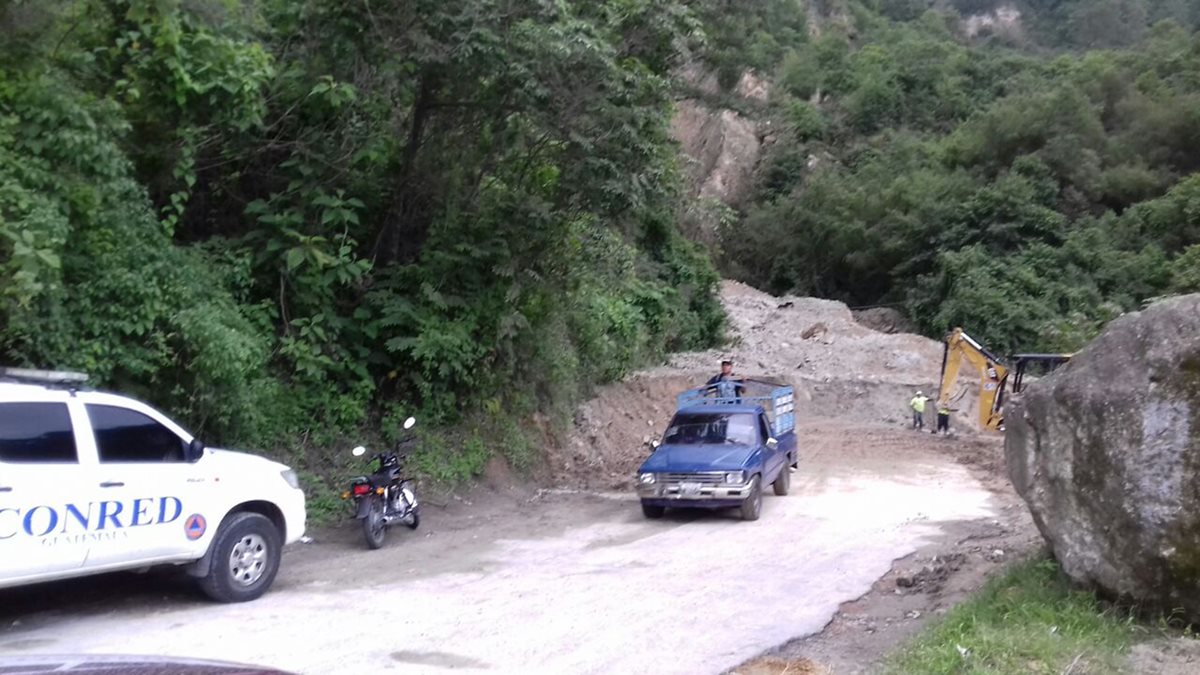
721;0;1200;354
688;0;809;89
0;0;724;500
1011;0;1200;48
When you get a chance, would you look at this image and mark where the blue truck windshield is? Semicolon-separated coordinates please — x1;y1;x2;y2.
663;413;759;446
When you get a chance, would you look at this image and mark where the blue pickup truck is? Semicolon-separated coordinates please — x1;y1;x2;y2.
636;380;797;521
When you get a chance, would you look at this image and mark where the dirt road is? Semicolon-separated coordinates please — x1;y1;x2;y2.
0;423;1005;675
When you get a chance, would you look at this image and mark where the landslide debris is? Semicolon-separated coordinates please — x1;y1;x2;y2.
552;281;981;487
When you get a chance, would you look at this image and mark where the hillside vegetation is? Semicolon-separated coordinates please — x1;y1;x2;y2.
718;0;1200;354
5;0;1200;496
0;0;727;498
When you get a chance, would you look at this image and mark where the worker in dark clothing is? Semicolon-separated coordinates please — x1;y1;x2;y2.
706;359;746;401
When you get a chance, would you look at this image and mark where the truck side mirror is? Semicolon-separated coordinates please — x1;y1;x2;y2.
186;438;206;463
766;438;779;450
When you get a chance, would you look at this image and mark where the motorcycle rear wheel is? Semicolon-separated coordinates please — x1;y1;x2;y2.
405;504;421;530
362;496;386;549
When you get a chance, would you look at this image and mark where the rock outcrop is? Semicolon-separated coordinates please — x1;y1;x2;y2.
1006;294;1200;617
963;4;1023;40
670;100;761;207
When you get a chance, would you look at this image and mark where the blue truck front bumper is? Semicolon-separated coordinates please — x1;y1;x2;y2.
639;497;745;509
637;480;751;507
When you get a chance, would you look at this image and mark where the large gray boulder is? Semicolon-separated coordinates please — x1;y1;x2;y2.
1006;294;1200;616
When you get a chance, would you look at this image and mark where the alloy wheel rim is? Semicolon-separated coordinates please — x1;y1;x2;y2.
228;534;268;586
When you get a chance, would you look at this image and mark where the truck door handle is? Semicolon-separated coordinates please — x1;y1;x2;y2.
0;486;12;493
99;481;125;488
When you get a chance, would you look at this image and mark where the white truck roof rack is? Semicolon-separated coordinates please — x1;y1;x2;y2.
0;367;90;388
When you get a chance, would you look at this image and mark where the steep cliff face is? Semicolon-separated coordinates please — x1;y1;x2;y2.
961;3;1024;40
667;0;846;248
671;100;762;206
669;67;769;247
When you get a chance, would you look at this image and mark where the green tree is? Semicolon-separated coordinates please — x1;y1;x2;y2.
0;0;726;494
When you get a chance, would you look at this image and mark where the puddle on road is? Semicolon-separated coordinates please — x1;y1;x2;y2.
391;649;490;669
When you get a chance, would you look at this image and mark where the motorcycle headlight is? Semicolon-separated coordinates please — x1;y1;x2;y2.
281;469;301;490
639;472;657;485
725;471;745;485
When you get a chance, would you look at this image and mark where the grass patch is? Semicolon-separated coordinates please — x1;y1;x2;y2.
886;556;1138;674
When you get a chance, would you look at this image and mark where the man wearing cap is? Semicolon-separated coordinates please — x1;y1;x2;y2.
909;391;929;430
707;359;746;401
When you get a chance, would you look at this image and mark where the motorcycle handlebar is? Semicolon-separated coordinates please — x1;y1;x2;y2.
353;434;416;459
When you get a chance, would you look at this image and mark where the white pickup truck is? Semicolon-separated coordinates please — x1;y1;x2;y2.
0;369;306;602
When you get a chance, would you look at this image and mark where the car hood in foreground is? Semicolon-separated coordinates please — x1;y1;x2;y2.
0;654;294;675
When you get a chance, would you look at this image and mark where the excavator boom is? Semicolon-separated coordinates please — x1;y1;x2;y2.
938;328;1009;431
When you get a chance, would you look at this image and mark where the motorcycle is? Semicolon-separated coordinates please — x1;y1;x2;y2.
344;416;421;549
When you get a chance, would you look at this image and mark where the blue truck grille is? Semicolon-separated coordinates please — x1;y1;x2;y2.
662;472;725;485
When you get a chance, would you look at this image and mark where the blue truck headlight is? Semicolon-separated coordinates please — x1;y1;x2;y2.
725;471;745;485
639;472;657;485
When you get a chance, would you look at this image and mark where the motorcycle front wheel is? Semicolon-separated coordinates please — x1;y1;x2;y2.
362;495;386;549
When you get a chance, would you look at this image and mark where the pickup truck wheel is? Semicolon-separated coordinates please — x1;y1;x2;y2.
197;512;282;603
641;503;665;519
773;463;791;496
740;477;762;521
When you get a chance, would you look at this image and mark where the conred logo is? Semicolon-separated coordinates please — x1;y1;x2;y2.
0;497;182;545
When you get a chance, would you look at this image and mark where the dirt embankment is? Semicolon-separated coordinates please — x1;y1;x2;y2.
551;281;983;489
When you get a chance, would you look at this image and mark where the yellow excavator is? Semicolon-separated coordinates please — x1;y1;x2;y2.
938;328;1072;431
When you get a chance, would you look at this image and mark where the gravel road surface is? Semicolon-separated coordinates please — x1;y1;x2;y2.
0;424;997;675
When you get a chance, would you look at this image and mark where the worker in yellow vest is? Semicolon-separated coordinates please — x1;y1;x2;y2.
936;402;952;435
909;391;929;430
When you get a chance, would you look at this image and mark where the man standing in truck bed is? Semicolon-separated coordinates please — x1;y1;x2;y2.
707;359;746;400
